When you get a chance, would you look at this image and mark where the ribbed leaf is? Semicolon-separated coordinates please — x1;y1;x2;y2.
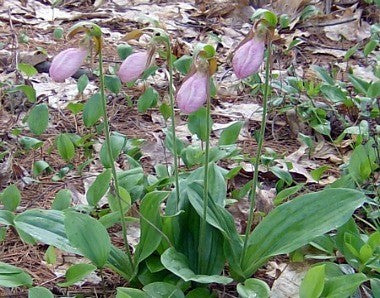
134;191;168;265
65;211;111;268
242;188;366;277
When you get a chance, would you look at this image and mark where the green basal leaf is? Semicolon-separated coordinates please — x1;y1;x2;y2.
237;278;270;298
242;188;366;277
161;247;232;284
1;184;21;212
83;93;102;127
299;264;325;298
28;286;54;298
56;133;75;162
28;104;49;135
51;189;72;210
86;169;112;206
58;263;97;287
65;211;111;268
0;261;33;288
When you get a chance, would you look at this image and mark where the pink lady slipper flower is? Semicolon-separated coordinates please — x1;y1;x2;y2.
232;36;265;79
49;48;87;82
176;70;209;114
118;51;151;83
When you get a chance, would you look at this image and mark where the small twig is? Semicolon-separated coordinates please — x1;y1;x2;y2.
297;17;357;29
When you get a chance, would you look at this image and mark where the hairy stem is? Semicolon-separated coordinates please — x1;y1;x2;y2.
98;48;134;269
167;42;181;212
241;41;272;265
198;86;211;274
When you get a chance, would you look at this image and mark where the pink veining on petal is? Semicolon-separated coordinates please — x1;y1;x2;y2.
117;51;149;83
176;71;208;114
49;48;87;82
232;37;265;79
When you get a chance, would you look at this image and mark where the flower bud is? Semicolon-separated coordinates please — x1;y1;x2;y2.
176;71;208;114
118;51;150;83
49;48;87;82
232;37;265;79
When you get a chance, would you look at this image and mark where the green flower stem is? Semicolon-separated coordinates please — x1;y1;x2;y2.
198;85;211;274
167;42;180;212
98;47;134;269
240;41;273;266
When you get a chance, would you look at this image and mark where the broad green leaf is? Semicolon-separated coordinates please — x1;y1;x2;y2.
321;273;367;298
313;66;334;85
117;44;133;60
14;209;78;253
349;142;376;183
186;288;214;297
53;26;64;39
367;80;380;98
371;279;380;298
44;246;57;265
107;245;134;280
86;169;112;206
159;103;172;120
0;261;33;288
14;85;36;102
19;136;43;150
14;209;133;279
135;191;169;264
237;278;270;298
274;183;304;206
143;281;185;298
105;75;122;94
188;107;212;141
320;85;347;103
66;102;84;114
0;210;14;226
0;227;6;242
32;160;50;176
117;287;149;298
270;166;293;186
17;63;37;77
344;44;359;61
311;165;329;181
56;133;75;162
1;184;21;211
77;74;89;93
28;286;54;298
83;93;102;127
242;188;365;277
299;264;325;298
161;247;232;284
65;211;111;268
146;255;165;273
141;65;159;81
251;9;277;27
363;39;378;56
173;55;192;75
100;134;126;168
58;263;97;287
349;74;369;95
28;104;49;135
138;87;159;113
51;189;72;210
219;121;243;145
107;187;131;214
186;182;243;276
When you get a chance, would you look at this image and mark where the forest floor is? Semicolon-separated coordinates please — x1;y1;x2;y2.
0;0;379;297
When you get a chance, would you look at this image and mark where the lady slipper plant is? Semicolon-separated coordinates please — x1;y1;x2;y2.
232;35;265;79
118;49;154;83
49;47;87;82
49;22;134;269
176;69;209;114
